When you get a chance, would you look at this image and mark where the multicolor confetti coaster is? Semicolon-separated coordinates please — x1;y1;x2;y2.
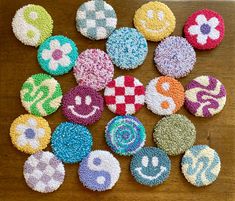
37;35;78;76
76;0;117;40
104;75;145;115
62;86;104;125
20;74;62;117
10;114;51;154
51;122;93;163
23;151;65;193
184;9;225;50
12;4;53;47
185;75;226;117
134;1;176;42
145;76;185;115
105;115;146;156
106;27;148;70
154;36;196;78
153;114;196;156
73;49;114;91
181;145;221;187
78;150;121;191
130;147;171;186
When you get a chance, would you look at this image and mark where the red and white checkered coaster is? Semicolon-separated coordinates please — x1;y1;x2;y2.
104;75;145;115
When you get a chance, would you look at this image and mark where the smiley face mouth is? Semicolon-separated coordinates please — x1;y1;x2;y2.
140;20;169;33
135;166;167;180
67;105;100;118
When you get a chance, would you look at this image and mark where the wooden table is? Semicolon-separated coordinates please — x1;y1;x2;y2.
0;0;234;200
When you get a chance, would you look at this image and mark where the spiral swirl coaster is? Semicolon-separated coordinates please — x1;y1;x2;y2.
51;122;93;163
181;145;221;187
78;150;121;191
12;4;53;47
105;115;146;156
153;114;196;156
130;147;171;186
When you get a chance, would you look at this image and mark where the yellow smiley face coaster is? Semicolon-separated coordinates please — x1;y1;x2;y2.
134;1;176;42
10;114;51;154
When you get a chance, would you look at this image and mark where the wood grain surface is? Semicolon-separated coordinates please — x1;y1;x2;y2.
0;0;235;201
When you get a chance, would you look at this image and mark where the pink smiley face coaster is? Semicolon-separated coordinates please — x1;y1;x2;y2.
62;86;104;125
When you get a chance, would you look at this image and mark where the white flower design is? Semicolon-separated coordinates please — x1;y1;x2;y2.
188;14;220;45
41;39;72;70
16;118;45;149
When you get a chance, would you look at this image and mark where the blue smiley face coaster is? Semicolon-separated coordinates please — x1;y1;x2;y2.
130;147;171;186
37;35;78;76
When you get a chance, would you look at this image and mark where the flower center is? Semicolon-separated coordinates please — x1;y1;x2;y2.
25;128;35;139
200;23;211;35
52;49;63;60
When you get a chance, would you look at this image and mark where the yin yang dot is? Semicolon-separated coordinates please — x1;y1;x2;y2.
147;10;154;19
141;156;149;167
97;176;106;185
29;12;38;20
75;95;81;105
85;95;92;105
162;82;170;91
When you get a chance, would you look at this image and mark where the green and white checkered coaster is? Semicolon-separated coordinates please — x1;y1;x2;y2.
76;0;117;40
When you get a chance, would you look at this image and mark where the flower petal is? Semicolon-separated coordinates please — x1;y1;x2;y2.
17;134;27;147
41;49;52;60
61;43;72;54
188;25;201;35
16;124;27;133
197;34;208;45
50;40;61;51
208;17;219;28
29;140;39;149
49;59;59;70
36;128;45;138
59;55;71;67
209;28;220;40
195;14;208;26
28;118;37;128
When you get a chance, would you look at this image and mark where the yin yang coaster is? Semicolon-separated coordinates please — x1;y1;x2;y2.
134;1;176;42
78;150;121;191
76;0;117;40
12;4;53;47
184;9;225;50
181;145;221;187
185;75;226;117
51;122;93;163
23;151;65;193
130;147;171;186
153;114;196;156
62;86;104;125
145;76;185;115
105;115;146;156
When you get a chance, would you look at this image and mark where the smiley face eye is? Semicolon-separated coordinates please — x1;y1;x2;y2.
152;156;159;167
85;95;92;105
147;10;154;19
141;156;149;167
157;11;164;21
75;96;81;105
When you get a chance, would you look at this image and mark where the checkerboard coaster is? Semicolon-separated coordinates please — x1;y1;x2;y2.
185;75;226;117
181;145;221;187
20;73;63;117
78;150;121;191
145;76;185;115
104;75;145;115
106;27;148;70
24;151;65;193
153;114;196;156
73;49;114;91
184;9;225;50
38;35;79;76
51;122;93;163
105;115;146;156
12;4;53;47
10;114;51;154
76;0;117;40
154;36;196;78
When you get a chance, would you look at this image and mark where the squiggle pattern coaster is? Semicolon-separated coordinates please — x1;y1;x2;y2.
12;4;53;47
38;35;78;76
184;9;225;50
24;151;65;193
10;114;51;154
20;74;62;117
181;145;221;187
105;115;146;156
73;49;114;91
76;0;117;40
78;150;121;191
185;75;226;117
145;76;185;115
